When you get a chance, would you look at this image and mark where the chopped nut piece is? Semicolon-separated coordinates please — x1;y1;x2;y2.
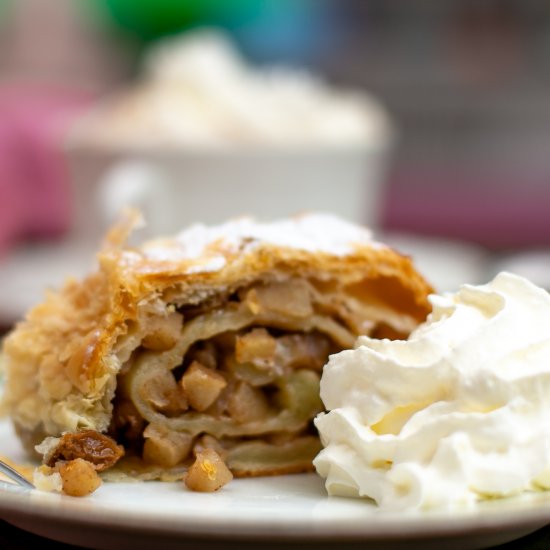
141;312;183;351
143;423;193;467
227;381;270;423
45;430;124;472
185;449;233;492
180;361;227;412
59;458;102;497
235;328;276;367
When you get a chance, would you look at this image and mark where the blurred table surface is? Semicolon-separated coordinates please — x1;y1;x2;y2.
2;519;550;549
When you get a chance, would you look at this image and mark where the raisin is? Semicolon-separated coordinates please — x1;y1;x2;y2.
46;430;124;472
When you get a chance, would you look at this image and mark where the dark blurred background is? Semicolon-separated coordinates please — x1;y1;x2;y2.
1;0;550;324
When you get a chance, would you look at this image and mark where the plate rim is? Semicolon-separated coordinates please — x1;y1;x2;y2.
1;481;550;542
1;417;550;543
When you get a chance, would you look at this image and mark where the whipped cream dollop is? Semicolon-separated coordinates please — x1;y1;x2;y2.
314;272;550;510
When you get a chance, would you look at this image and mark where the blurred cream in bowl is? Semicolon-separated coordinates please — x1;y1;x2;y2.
67;30;393;240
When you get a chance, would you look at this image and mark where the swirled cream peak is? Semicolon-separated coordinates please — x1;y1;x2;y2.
314;272;550;510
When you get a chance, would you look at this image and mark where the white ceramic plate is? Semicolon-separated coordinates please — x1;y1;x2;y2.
0;420;549;550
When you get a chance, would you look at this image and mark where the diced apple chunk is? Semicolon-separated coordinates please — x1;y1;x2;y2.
235;328;276;367
247;280;313;318
185;449;233;492
227;381;270;423
180;361;227;412
141;312;183;351
142;423;193;467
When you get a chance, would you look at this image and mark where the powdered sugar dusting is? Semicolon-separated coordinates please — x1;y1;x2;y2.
142;213;377;272
183;256;227;273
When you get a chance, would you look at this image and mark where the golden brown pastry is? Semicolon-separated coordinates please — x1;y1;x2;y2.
1;212;433;482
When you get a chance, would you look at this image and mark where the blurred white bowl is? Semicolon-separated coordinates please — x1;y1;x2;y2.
66;143;392;244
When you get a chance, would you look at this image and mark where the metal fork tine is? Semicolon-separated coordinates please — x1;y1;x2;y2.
0;459;35;489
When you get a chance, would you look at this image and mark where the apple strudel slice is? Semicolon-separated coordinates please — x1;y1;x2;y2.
2;212;433;491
